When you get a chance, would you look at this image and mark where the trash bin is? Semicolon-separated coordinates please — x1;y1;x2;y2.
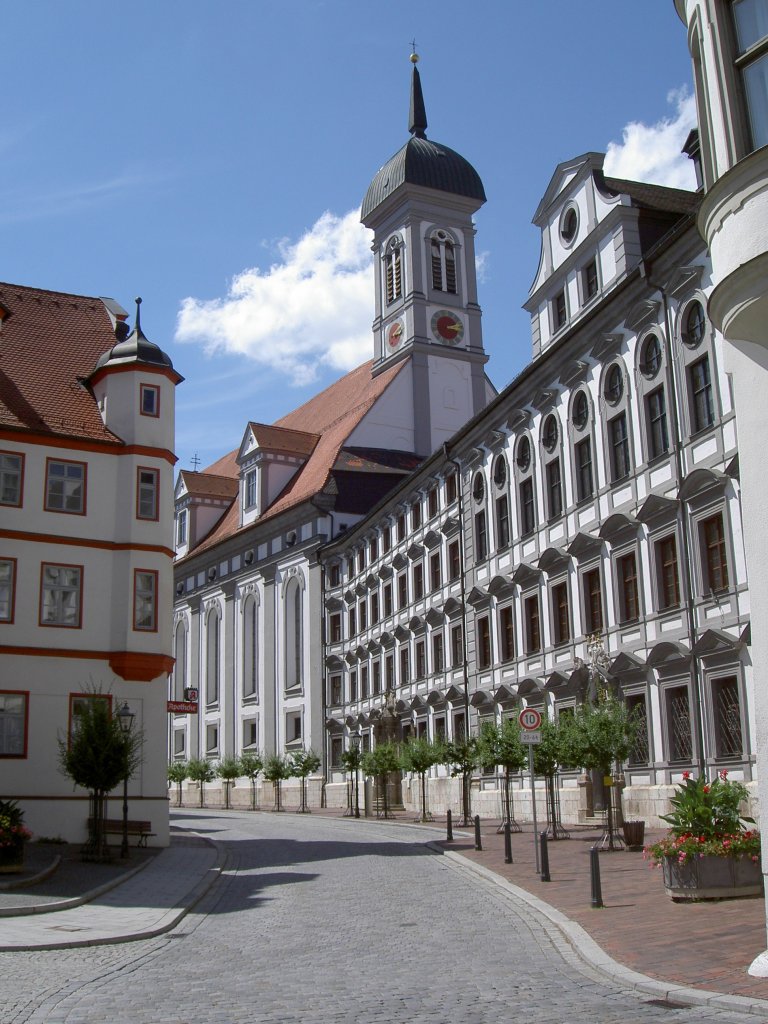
622;820;645;850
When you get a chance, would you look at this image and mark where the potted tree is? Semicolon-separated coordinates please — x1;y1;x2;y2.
288;748;321;813
400;737;442;823
645;770;761;900
216;756;241;809
167;760;189;808
0;800;32;873
186;758;216;808
263;754;292;811
478;719;526;833
239;752;264;811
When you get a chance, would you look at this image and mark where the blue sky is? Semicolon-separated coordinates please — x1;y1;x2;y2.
1;1;696;473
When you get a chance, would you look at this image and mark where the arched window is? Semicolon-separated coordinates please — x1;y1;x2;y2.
206;608;220;705
430;231;457;294
243;594;259;697
173;620;187;700
385;236;403;304
285;577;303;690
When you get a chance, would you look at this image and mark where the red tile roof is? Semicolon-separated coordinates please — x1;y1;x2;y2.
246;423;320;457
179;471;239;500
0;282;121;444
181;359;407;559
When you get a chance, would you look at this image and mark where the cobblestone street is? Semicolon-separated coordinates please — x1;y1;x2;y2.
1;811;759;1024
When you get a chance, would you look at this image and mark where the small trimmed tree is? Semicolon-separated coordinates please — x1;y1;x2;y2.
167;760;189;808
216;756;241;809
477;719;527;830
288;748;321;813
533;717;568;839
361;742;401;819
441;736;480;825
239;752;264;811
187;758;216;808
340;744;363;818
400;738;442;822
263;754;292;811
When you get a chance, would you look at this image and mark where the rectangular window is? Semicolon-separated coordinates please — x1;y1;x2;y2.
330;674;343;705
415;640;426;679
399;646;410;685
382;526;391;553
553;289;567;329
372;661;381;695
657;534;681;609
435;716;446;742
432;633;444;673
174;729;186;756
329;613;341;643
575;438;594;502
474;510;488;561
0;691;28;757
583;568;603;634
477;616;492;669
412;503;422;530
666;685;693;762
350;670;358;702
446;472;457;505
626;693;650;766
451;623;463;668
495;495;510;549
206;724;220;753
371;592;380;625
732;0;768;150
413;563;424;601
386;655;394;689
330;736;343;768
520;477;536;536
348;607;357;637
448;540;461;581
702;512;729;593
551;581;570;645
361;665;369;699
0;452;23;507
546;459;563;521
397;514;406;542
137;467;159;520
0;558;16;623
287;713;302;743
499;605;514;661
713;675;743;757
330;563;341;587
524;595;541;654
176;509;188;546
357;550;365;574
398;572;408;609
134;569;158;631
140;383;160;417
383;583;393;617
583;259;598;300
430;552;441;591
646;387;669;459
617;552;640;623
45;459;86;515
453;711;466;741
40;563;82;627
428;488;438;518
69;693;110;745
369;537;378;562
609;413;630;482
359;600;367;632
690;356;715;431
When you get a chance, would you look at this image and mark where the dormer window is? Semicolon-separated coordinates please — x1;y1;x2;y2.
245;470;258;510
140;384;160;418
177;509;188;547
431;231;457;294
385;236;403;303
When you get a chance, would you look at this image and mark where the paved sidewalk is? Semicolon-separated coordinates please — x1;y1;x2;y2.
0;832;223;951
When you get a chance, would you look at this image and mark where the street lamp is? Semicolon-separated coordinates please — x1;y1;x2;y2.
353;728;361;819
116;701;135;859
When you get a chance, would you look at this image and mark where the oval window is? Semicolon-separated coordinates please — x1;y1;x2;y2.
472;473;485;503
493;455;507;489
561;206;578;245
516;436;531;472
604;364;624;405
542;415;559;453
572;390;589;430
641;334;662;378
683;300;706;348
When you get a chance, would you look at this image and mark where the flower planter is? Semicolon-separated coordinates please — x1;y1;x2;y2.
662;854;763;900
0;843;25;874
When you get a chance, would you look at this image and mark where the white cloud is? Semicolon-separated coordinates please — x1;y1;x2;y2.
176;210;373;386
604;88;698;190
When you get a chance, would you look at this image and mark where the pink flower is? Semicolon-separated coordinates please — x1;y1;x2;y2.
720;769;729;780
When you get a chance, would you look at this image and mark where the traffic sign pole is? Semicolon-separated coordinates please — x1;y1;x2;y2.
530;746;540;874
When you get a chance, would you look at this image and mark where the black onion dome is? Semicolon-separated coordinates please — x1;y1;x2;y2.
361;135;486;220
94;297;175;372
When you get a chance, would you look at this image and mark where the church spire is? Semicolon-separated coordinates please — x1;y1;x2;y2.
408;52;427;139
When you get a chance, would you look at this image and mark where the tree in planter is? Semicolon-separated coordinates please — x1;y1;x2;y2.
477;719;527;832
340;744;363;818
361;742;401;819
288;748;321;813
167;760;189;808
263;754;292;811
441;736;480;825
187;758;216;808
58;693;142;863
238;752;264;811
216;756;241;810
532;716;569;840
560;693;635;850
400;737;442;822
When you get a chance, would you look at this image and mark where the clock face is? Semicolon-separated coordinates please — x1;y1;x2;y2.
431;309;464;345
387;318;404;350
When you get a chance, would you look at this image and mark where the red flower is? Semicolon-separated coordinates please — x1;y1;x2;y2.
682;770;691;780
703;785;710;794
720;769;729;780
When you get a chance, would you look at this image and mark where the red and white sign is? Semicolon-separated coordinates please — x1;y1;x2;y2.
519;707;542;731
167;700;198;714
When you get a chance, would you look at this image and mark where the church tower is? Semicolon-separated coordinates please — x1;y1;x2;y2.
361;55;493;455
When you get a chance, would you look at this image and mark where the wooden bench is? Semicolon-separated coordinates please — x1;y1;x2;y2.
87;818;155;848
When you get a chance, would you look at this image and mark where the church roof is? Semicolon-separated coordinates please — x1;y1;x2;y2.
361;63;485;220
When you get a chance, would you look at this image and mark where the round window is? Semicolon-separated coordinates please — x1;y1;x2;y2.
493;455;507;489
542;415;559;453
640;334;662;378
604;364;624;405
682;300;706;348
560;206;578;245
516;436;531;472
472;473;485;503
572;390;589;430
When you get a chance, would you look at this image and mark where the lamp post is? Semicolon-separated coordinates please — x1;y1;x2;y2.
116;701;135;859
353;728;361;819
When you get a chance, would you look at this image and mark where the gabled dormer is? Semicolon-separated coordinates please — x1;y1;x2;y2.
237;422;319;527
174;470;238;557
524;153;698;357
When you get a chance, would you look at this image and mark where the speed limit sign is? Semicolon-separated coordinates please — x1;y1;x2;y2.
519;707;542;731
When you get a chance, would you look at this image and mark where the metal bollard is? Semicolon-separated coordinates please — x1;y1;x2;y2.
590;845;603;908
474;814;482;851
446;809;453;842
504;821;513;864
539;829;551;882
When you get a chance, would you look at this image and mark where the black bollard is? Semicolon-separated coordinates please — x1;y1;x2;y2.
539;829;551;882
504;821;513;864
590;845;603;908
446;809;453;842
474;814;482;851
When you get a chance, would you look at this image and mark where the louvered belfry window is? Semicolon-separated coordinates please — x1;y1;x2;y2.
385;246;402;303
431;233;457;294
